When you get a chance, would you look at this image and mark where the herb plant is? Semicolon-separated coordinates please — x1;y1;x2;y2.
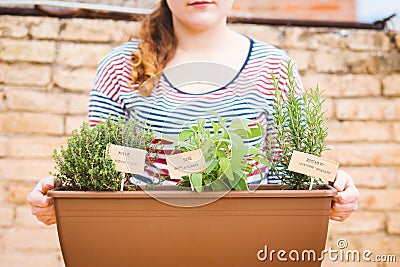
269;61;329;190
173;114;266;193
52;117;155;191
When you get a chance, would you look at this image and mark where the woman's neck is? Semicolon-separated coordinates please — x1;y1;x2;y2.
164;18;251;94
173;18;232;53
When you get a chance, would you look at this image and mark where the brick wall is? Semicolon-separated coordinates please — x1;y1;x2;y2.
31;0;357;21
0;16;399;267
232;0;356;21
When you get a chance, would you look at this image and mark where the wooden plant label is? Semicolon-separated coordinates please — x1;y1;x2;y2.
106;144;147;174
288;150;339;182
166;149;206;179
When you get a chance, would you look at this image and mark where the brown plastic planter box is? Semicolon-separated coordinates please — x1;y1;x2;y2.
48;184;336;267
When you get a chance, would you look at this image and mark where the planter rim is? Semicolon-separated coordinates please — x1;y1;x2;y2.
48;184;337;199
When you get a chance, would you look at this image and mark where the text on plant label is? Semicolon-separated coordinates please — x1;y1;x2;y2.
106;144;147;175
183;156;192;162
166;149;206;179
288;150;339;182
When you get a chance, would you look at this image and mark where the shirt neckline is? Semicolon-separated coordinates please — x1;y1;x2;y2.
161;36;254;96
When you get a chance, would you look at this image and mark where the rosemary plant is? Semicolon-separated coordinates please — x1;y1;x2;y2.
269;61;329;190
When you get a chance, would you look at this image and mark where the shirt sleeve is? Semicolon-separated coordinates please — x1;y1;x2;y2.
88;51;130;127
265;55;304;184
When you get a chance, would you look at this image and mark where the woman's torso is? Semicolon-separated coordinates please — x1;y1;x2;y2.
89;38;298;184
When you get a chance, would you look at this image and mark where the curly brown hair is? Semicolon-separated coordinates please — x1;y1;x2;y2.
131;0;177;96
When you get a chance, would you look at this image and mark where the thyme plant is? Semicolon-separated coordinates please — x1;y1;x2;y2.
269;61;329;190
52;117;155;191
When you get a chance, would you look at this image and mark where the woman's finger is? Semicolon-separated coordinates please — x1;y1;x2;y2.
332;184;359;204
28;192;53;208
331;201;358;212
37;216;57;225
333;170;350;192
329;211;353;222
41;176;55;194
31;205;56;216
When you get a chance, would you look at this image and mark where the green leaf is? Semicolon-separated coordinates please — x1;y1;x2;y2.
211;121;221;134
230;129;249;139
197;118;206;130
210;178;231;191
219;157;234;181
248;127;262;139
246;146;263;155
219;157;229;172
204;177;212;185
205;129;211;138
230;118;252;135
255;121;266;136
253;156;270;167
178;129;194;142
210;135;228;142
233;176;248;191
216;149;228;158
230;119;265;139
205;159;218;174
201;139;216;161
229;131;246;173
175;141;197;150
190;173;203;193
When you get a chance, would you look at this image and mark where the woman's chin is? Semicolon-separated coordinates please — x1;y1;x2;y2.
185;16;225;31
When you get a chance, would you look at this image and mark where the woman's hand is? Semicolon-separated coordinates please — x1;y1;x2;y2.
27;176;56;225
330;170;360;222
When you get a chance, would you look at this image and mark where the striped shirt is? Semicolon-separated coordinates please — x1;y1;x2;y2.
88;38;303;185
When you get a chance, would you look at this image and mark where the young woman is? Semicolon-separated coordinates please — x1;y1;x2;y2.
28;0;359;225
